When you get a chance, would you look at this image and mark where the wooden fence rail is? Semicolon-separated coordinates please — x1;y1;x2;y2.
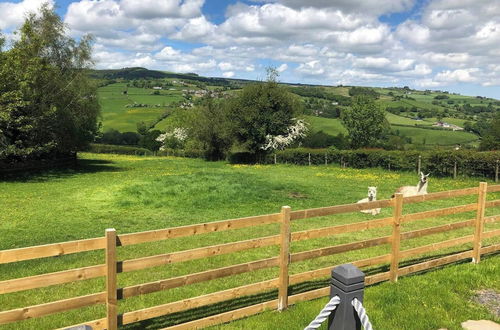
0;183;499;330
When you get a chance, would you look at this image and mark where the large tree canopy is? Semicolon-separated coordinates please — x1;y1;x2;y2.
227;71;303;155
0;4;100;162
341;95;388;149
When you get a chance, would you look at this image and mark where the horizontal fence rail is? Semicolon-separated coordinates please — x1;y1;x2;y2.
0;183;499;329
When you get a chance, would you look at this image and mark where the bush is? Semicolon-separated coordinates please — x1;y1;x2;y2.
254;148;499;179
88;144;153;155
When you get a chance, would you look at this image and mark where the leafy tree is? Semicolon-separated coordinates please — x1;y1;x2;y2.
0;4;99;162
227;70;303;156
341;95;388;149
479;112;500;151
188;98;233;161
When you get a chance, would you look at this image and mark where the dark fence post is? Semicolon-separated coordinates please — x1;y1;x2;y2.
328;264;365;330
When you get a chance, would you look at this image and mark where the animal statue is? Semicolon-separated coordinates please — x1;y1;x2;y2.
357;186;381;215
394;172;430;197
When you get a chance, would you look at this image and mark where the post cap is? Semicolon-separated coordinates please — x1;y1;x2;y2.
332;264;365;285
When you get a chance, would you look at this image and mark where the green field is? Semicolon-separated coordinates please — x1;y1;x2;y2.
98;83;184;132
305;115;478;146
0;153;499;329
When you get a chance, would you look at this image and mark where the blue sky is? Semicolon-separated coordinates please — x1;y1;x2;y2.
1;0;499;98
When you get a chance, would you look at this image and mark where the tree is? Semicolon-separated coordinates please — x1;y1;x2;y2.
227;70;303;156
0;4;99;162
341;95;388;149
188;98;233;161
479;112;500;151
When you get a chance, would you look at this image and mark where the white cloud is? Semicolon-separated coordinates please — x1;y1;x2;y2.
222;71;235;78
0;0;54;30
277;63;288;73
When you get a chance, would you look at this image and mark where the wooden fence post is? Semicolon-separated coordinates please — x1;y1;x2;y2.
325;153;328;165
278;206;291;311
390;194;403;282
453;161;457;179
472;182;487;264
417;155;421;174
106;228;118;330
308;153;311;166
495;160;499;183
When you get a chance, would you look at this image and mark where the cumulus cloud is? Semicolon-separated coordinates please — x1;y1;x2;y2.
0;0;54;30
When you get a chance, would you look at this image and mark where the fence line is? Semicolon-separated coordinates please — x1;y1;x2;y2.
0;183;499;329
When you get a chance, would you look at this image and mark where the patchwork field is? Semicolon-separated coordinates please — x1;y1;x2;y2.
1;153;498;329
98;83;184;132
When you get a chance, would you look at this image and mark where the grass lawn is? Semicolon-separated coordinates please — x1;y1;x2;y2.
0;153;498;329
213;255;500;330
393;126;479;145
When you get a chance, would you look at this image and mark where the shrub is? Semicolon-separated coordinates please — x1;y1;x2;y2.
88;144;153;155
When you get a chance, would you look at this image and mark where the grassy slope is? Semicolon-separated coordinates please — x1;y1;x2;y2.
306;115;479;145
0;154;498;329
98;83;183;132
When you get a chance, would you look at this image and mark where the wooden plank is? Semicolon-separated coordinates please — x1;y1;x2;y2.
117;213;281;246
403;187;478;204
163;300;278;330
483;229;500;240
0;264;105;294
0;292;106;325
365;271;390;285
390;193;403;282
399;235;474;259
481;243;500;255
485;200;500;208
122;279;278;325
289;199;392;221
121;257;279;299
398;250;473;277
289;254;391;285
288;287;329;305
291;217;393;242
401;203;477;223
487;185;500;193
290;236;391;263
58;318;107;330
105;229;118;330
472;182;487;263
121;235;279;273
401;219;474;240
278;206;291;311
485;215;500;223
0;237;105;264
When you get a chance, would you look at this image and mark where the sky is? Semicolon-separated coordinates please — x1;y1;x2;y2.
1;0;499;98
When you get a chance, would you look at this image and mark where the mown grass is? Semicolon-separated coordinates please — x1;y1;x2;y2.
0;153;498;329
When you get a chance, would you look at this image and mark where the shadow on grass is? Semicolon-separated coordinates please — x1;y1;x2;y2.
121;251;498;329
0;158;124;183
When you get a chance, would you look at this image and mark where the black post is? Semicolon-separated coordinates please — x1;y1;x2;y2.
328;264;365;330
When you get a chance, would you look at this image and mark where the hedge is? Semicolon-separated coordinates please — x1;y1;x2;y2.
88;144;153;155
250;148;499;179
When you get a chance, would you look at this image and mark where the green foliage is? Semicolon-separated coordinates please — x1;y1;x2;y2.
348;86;379;99
479;112;500;151
0;4;99;162
97;129;140;146
302;131;348;149
265;148;499;179
139;129;162;151
341;96;388;148
227;78;303;155
188;98;233;161
88;143;152;155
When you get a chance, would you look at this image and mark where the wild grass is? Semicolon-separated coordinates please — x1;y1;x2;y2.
0;153;498;329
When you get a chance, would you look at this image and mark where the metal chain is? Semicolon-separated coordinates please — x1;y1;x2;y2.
304;296;341;330
352;298;373;330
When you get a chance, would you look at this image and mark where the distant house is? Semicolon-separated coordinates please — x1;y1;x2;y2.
153;86;162;90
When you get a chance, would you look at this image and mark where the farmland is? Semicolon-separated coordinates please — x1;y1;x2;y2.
95;69;498;149
0;153;499;329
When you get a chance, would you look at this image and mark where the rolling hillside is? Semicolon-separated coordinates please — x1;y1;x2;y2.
94;67;498;148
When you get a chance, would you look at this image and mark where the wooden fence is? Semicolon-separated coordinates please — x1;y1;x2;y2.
0;183;499;329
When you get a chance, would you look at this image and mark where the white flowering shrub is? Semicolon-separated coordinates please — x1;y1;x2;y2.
261;119;308;151
156;127;188;150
